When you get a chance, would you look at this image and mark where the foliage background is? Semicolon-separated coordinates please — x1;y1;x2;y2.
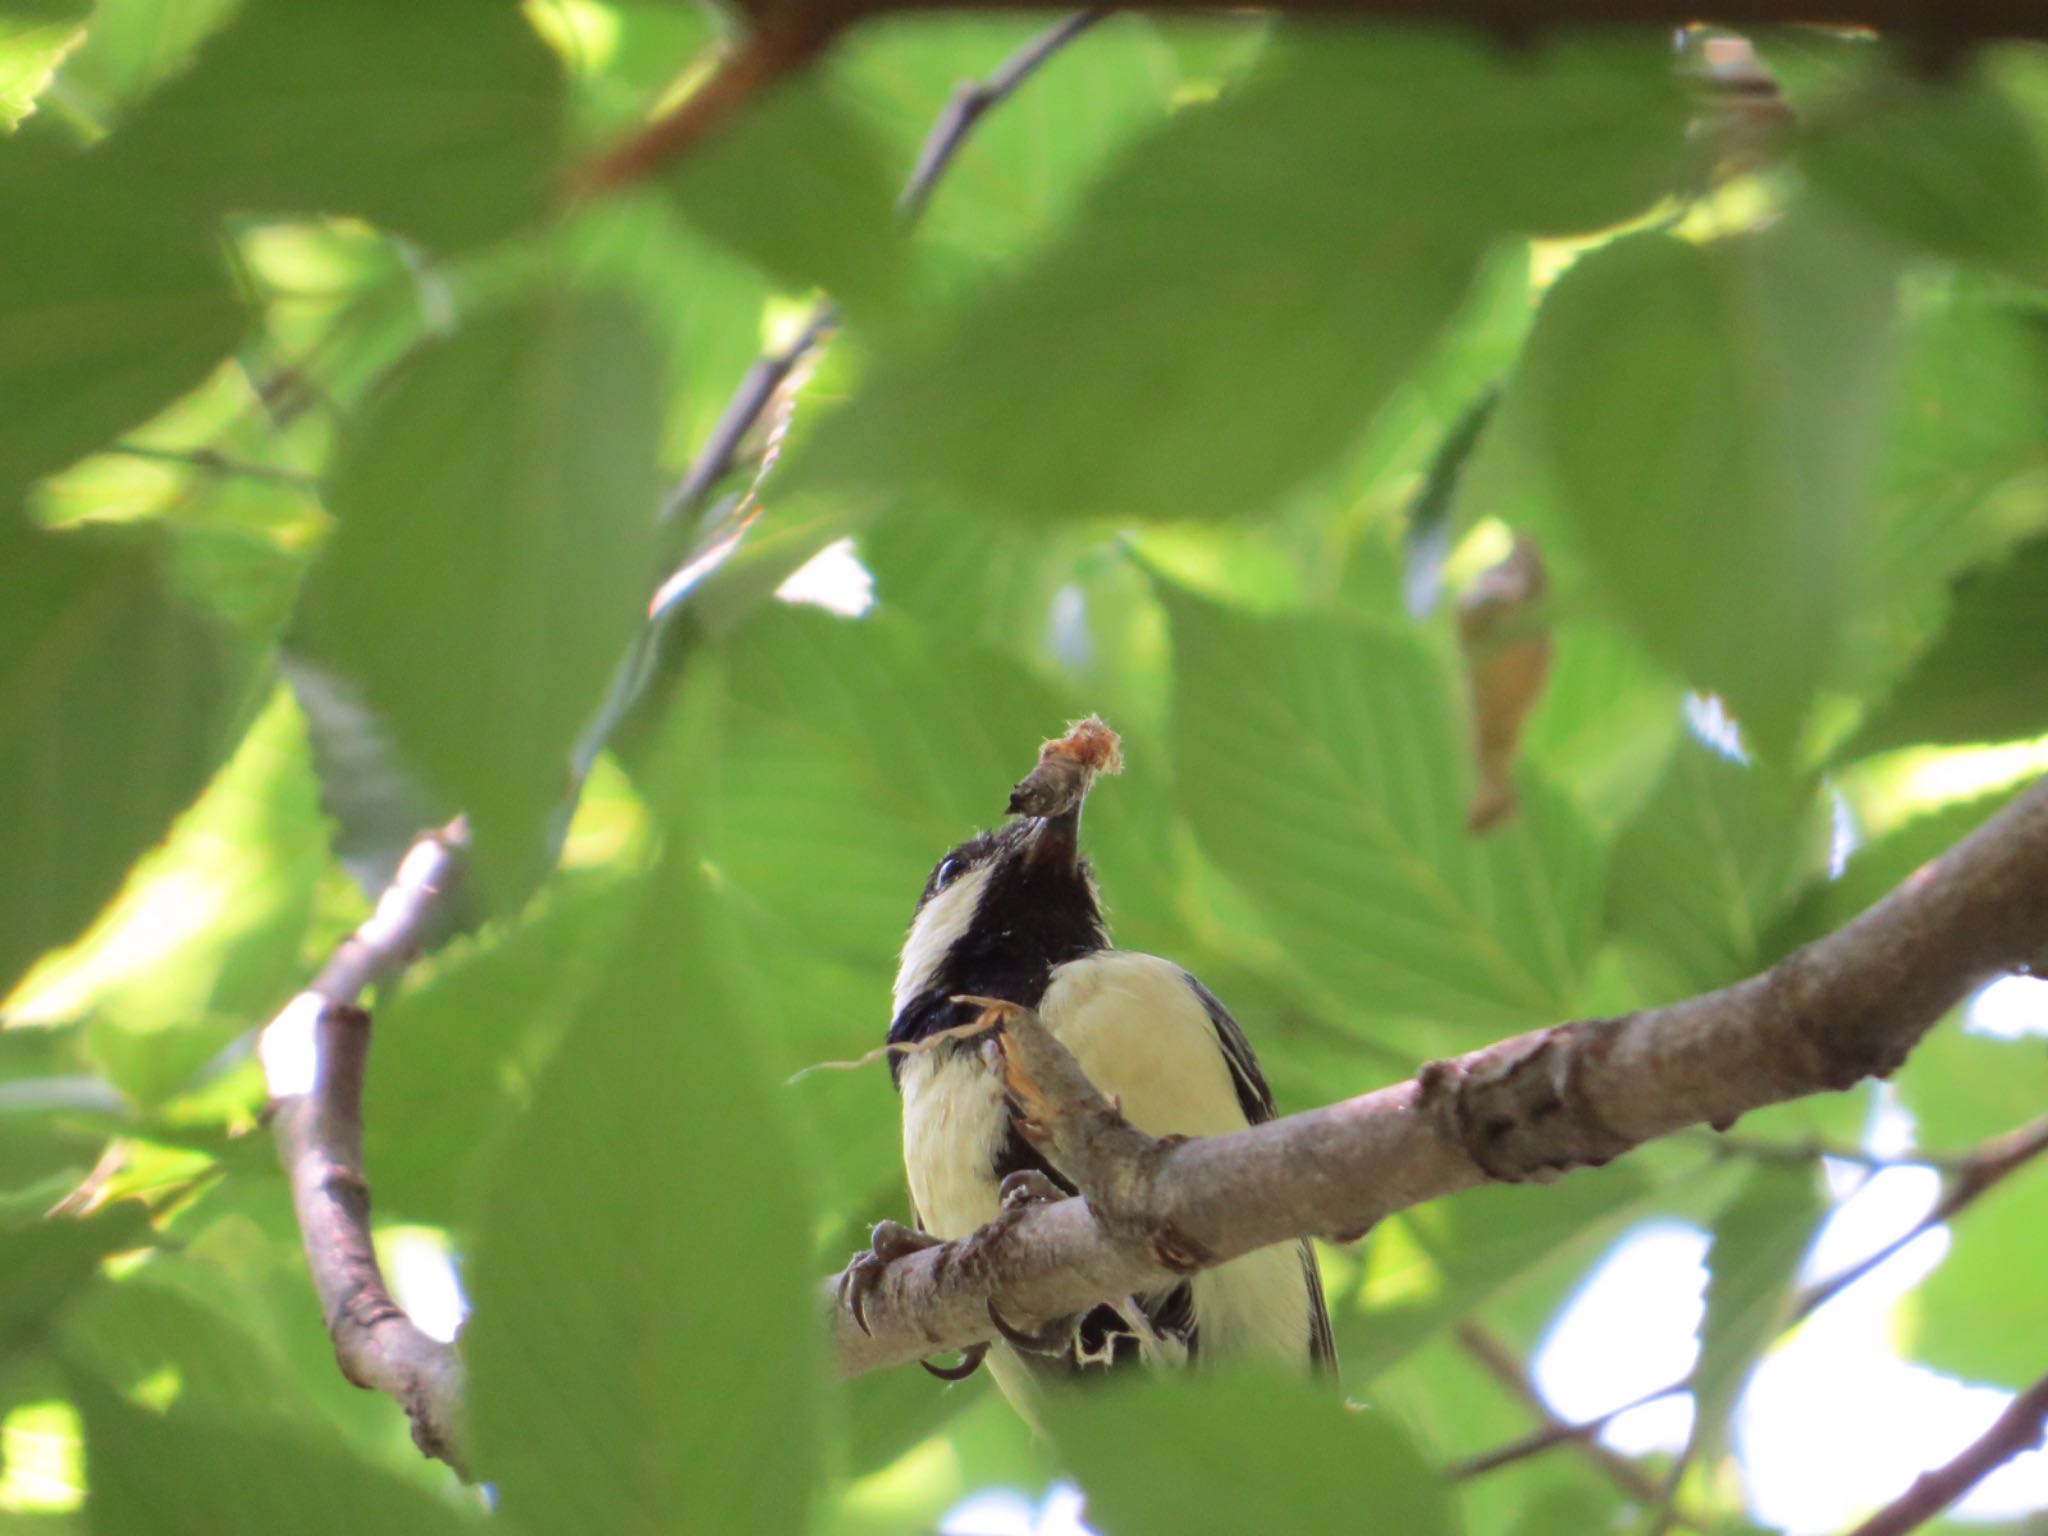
3;2;2048;1533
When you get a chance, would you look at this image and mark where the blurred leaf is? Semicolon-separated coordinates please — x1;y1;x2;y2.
1165;589;1603;1040
4;691;326;1107
1;1204;150;1359
0;0;88;129
107;0;563;252
1348;1160;1653;1379
1912;1159;2048;1390
37;0;233;116
465;857;819;1536
1517;214;1898;759
1516;619;1684;834
1690;1161;1823;1466
1048;1372;1455;1536
1895;1024;2048;1154
1842;533;2048;760
0;141;247;500
291;295;662;907
280;653;452;901
798;30;1686;520
1801;60;2048;275
0;518;254;999
663;66;902;313
77;1385;481;1536
364;884;627;1228
1773;786;2023;954
1605;739;1827;998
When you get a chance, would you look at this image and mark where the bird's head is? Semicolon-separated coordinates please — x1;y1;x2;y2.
890;718;1123;1023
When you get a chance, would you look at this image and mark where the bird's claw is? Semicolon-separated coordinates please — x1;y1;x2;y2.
998;1168;1067;1211
987;1297;1072;1357
838;1219;946;1336
920;1342;990;1382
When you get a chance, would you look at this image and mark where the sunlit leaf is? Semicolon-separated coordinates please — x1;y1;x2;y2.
1348;1161;1653;1379
0;518;255;999
1801;59;2048;275
1689;1161;1823;1466
797;30;1687;520
1166;588;1603;1040
465;857;819;1536
1842;533;2048;760
0;141;247;500
291;295;662;907
76;1384;481;1536
1910;1159;2048;1391
1895;1023;2048;1154
1516;213;1898;759
106;0;563;252
0;0;88;128
1048;1372;1454;1536
1606;739;1828;998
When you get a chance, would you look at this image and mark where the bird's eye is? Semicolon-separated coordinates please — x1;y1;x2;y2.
932;857;961;892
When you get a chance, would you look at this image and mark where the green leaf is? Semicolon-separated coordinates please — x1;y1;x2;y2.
1605;739;1827;998
106;0;563;252
1516;214;1898;759
662;67;902;313
1842;533;2048;760
1047;1372;1455;1536
0;518;254;999
0;0;88;129
76;1386;481;1536
1349;1160;1653;1379
1911;1159;2048;1389
0;141;247;500
1165;590;1603;1040
1801;60;2048;275
291;295;662;907
1772;786;2023;955
464;858;820;1536
1895;1022;2048;1154
798;30;1686;520
1;1204;150;1359
1689;1162;1823;1466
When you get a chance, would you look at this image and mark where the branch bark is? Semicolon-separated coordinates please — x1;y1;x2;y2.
1846;1369;2048;1536
829;775;2048;1376
259;823;469;1471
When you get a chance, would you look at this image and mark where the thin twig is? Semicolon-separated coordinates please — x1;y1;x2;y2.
1451;1110;2048;1482
1845;1369;2048;1536
659;11;1101;535
260;821;469;1471
570;20;838;197
1453;1323;1677;1515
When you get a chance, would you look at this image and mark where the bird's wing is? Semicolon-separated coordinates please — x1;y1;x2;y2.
1180;967;1339;1375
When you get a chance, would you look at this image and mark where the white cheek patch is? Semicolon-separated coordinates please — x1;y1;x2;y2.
892;863;993;1017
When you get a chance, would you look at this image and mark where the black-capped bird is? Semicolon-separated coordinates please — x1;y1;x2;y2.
875;717;1334;1405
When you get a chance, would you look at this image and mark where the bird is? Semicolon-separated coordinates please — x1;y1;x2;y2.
860;716;1334;1408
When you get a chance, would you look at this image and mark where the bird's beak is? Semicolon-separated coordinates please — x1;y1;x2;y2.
1016;804;1082;871
1005;716;1122;873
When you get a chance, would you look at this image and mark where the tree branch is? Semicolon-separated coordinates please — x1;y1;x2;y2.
259;822;469;1471
829;777;2048;1376
1846;1368;2048;1536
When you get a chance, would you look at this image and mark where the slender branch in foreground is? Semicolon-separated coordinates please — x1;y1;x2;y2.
1447;1106;2048;1481
259;823;469;1471
571;20;837;197
1846;1369;2048;1536
828;777;2048;1377
660;11;1101;536
103;442;316;487
1453;1323;1677;1515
